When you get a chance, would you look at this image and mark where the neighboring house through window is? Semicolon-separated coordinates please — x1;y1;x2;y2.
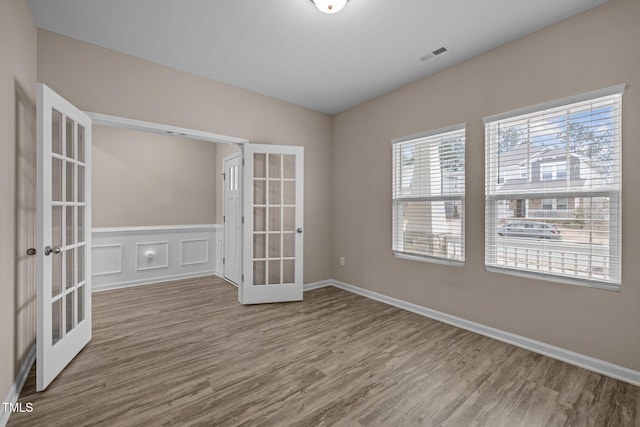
484;86;623;289
392;124;466;264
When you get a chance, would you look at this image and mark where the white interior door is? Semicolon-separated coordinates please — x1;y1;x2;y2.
223;154;242;285
241;144;304;304
36;83;92;391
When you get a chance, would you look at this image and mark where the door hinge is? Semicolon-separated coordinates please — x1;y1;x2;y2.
242;216;245;224
223;215;225;223
223;257;225;265
242;158;245;166
242;274;245;282
222;172;226;180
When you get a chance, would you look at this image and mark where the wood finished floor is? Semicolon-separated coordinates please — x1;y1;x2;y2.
9;276;640;427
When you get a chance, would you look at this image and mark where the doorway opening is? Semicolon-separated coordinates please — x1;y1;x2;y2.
88;113;246;291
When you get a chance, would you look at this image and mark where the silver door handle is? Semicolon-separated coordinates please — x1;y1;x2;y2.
44;246;62;256
297;228;303;234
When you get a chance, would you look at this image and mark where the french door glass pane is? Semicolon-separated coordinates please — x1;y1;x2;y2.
254;180;266;205
52;206;63;297
268;154;281;178
77;285;85;323
77;205;84;243
283;207;295;232
65;161;74;202
52;109;62;155
52;254;62;298
65;291;74;333
283;260;295;283
268;207;281;231
268;260;281;285
52;298;62;345
254;207;265;232
77;245;85;284
268;180;281;204
253;261;266;286
253;234;265;259
65;249;74;290
254;153;266;178
268;233;281;258
52;158;63;201
65;117;74;160
77;165;84;203
65;206;74;246
283;181;295;205
283;155;295;179
77;125;85;163
283;233;295;258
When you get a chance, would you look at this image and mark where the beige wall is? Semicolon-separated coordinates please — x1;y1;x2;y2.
331;0;640;371
93;126;219;227
37;30;333;283
0;0;37;403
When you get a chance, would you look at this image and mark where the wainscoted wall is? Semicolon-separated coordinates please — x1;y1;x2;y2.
92;225;223;292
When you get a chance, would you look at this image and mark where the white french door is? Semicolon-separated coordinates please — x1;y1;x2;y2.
36;84;92;391
223;154;242;285
241;144;304;304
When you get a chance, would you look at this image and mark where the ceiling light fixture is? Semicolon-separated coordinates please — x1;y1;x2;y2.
311;0;348;14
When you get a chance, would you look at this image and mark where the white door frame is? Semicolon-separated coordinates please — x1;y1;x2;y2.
222;153;242;285
83;113;305;305
84;113;249;289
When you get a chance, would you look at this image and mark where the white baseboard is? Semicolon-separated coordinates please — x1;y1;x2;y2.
93;270;219;292
303;280;333;291
1;345;35;427
305;279;640;387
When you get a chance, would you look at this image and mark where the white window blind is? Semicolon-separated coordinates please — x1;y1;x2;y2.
484;86;623;289
392;124;465;264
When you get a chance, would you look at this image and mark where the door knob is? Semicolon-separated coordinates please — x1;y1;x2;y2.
26;248;37;256
44;246;62;256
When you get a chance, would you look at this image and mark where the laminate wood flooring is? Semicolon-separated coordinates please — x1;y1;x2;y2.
8;276;640;426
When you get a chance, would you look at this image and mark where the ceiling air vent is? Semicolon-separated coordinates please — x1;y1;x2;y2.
420;46;448;62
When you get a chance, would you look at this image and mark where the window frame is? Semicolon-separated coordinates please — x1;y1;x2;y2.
391;123;466;266
484;85;624;290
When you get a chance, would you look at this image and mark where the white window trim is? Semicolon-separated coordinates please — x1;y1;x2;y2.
484;87;623;290
391;123;466;265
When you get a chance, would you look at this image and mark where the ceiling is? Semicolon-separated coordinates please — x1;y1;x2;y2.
27;0;608;114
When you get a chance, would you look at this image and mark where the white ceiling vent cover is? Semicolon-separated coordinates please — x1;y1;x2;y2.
420;46;448;62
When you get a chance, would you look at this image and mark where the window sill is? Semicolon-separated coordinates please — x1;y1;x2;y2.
485;265;621;292
393;251;465;267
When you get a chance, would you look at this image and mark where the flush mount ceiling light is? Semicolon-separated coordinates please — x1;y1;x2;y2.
311;0;348;14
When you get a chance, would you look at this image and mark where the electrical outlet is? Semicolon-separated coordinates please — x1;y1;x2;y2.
340;256;346;266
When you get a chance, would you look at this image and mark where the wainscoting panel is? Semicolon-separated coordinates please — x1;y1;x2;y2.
92;225;223;292
180;238;209;266
92;244;122;276
135;241;169;271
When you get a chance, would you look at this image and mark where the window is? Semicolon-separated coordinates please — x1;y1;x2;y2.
392;124;465;264
540;161;566;181
556;198;568;210
484;85;623;289
520;166;527;178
